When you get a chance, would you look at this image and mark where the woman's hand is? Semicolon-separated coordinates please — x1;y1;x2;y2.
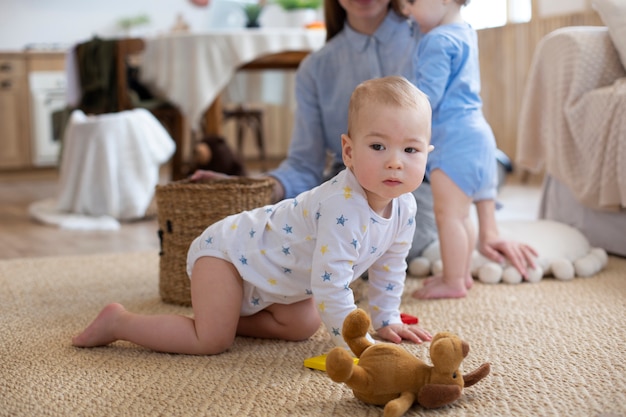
376;323;432;344
189;169;232;181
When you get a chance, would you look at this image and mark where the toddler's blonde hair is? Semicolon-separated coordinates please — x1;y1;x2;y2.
347;76;431;138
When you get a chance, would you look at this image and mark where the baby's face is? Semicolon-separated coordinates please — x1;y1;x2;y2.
342;102;431;215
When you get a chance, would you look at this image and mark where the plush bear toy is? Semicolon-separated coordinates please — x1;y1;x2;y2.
408;220;609;284
192;134;246;176
325;309;490;417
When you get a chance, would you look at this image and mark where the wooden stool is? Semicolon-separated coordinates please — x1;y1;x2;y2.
222;104;266;170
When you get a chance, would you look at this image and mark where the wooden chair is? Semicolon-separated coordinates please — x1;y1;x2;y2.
74;37;186;179
202;51;311;172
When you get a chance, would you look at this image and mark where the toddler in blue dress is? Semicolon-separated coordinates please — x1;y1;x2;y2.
404;0;537;299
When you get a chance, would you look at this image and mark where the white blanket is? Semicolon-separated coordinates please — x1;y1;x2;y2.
54;109;175;220
516;27;626;211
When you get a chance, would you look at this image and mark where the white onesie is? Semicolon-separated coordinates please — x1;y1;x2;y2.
187;169;417;347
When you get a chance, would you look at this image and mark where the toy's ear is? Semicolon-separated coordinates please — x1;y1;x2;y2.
430;333;467;372
193;142;212;165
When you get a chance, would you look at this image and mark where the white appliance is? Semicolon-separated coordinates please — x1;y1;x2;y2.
29;71;67;166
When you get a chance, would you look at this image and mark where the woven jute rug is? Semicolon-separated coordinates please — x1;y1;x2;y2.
1;251;624;417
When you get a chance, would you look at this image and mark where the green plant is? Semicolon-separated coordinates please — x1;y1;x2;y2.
243;3;264;22
274;0;322;11
117;14;151;31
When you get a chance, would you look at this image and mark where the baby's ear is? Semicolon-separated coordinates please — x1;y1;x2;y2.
341;134;354;167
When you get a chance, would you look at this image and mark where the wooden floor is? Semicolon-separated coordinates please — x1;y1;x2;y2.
0;165;543;260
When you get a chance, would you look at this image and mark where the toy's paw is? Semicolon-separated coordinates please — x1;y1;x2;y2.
417;384;462;408
463;362;491;387
342;308;374;357
383;392;416;417
326;347;355;383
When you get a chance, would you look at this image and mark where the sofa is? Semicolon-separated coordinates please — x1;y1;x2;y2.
516;22;626;257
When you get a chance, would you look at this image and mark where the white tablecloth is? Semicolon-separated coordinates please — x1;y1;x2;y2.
139;28;326;128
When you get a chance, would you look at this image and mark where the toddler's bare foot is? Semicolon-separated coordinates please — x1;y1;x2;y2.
422;273;442;286
465;274;474;290
412;276;467;299
72;303;125;347
423;273;474;290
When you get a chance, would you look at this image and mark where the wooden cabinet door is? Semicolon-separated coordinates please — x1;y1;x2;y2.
0;56;31;169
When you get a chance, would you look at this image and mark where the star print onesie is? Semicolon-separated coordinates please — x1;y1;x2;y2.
186;169;417;348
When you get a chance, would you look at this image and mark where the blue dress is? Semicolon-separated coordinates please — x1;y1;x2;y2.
414;22;497;200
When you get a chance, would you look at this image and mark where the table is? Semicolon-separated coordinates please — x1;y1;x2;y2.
140;28;326;134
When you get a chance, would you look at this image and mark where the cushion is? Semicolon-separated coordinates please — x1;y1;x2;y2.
593;0;626;69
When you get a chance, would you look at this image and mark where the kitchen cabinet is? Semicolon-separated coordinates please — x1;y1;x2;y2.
0;54;31;169
0;51;66;170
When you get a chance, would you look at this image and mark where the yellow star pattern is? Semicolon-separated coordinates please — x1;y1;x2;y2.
268;278;277;286
230;223;238;231
318;302;326;312
343;186;352;199
383;264;390;272
372;305;380;312
303;209;309;217
320;245;328;255
260;249;266;255
362;225;367;233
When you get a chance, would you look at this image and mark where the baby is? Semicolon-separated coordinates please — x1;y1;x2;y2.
72;75;434;354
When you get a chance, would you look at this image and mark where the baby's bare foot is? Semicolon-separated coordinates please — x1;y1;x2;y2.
72;303;125;347
412;277;467;299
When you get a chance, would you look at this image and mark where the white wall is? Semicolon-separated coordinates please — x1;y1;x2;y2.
0;0;271;51
0;0;591;51
536;0;591;18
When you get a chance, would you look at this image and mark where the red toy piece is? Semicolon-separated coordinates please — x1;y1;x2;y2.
400;313;418;325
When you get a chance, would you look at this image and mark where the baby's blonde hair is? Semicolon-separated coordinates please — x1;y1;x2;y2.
347;76;432;138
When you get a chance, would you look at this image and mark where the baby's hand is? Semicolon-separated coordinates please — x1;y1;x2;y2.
376;323;432;344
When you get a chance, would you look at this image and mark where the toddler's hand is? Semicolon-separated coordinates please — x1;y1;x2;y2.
376;323;432;344
479;239;538;278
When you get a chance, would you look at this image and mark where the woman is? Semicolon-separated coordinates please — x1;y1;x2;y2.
194;0;439;258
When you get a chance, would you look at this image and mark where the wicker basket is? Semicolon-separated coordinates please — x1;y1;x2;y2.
155;177;274;306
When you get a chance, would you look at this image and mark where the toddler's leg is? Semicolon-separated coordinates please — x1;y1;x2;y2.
72;256;243;355
237;298;321;341
413;170;472;299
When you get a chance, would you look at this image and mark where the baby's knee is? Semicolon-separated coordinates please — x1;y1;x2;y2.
290;313;321;341
281;301;321;341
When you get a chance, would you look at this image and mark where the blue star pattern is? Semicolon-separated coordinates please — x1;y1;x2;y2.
186;169;417;349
